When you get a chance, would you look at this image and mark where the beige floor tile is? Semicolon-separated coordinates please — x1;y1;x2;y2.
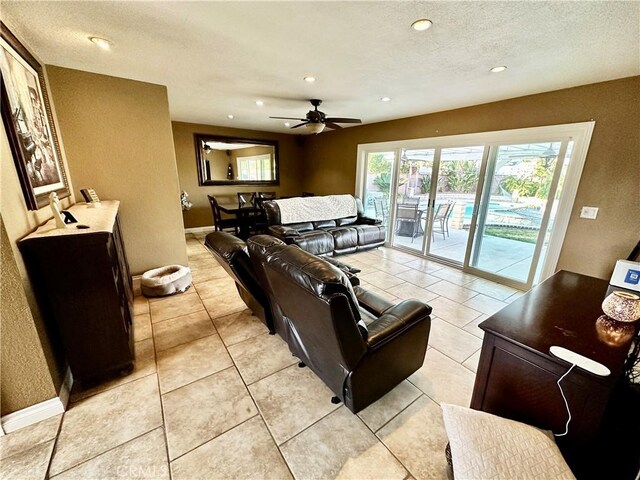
357;381;422;432
133;313;152;342
71;338;156;402
357;284;399;303
0;440;54;480
372;247;418;264
409;349;475;407
201;293;247;320
211;309;267;346
171;416;291;480
188;256;219;272
428;318;482;363
399;269;441;288
426;279;477;303
51;428;169;480
281;406;407;480
149;291;205;323
506;290;526;302
431;267;478;286
358;271;405;290
377;395;450;480
50;375;163;476
249;364;339;445
466;278;521;301
162;367;257;460
385;283;439;304
190;266;229;284
427;296;481;328
462;314;489;339
376;259;413;275
227;332;296;385
156;334;232;393
153;310;215;352
186;243;209;257
0;414;61;460
133;296;149;316
194;276;237;300
148;285;197;303
349;251;382;266
463;294;508;316
404;258;445;274
462;349;481;373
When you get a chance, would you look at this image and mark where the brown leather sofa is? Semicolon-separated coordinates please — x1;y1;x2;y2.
255;237;432;413
263;195;386;256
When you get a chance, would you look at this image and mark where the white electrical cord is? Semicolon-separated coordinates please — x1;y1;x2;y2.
554;363;576;437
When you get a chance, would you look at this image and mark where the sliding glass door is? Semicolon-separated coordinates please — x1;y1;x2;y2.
361;151;396;239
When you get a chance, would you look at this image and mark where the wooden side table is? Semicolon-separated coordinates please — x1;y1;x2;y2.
470;271;635;474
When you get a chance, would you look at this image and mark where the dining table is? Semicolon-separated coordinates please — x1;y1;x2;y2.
217;203;260;239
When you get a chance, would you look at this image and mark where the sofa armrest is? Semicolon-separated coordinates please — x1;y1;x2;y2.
357;215;382;225
268;225;300;239
354;286;395;317
366;300;432;349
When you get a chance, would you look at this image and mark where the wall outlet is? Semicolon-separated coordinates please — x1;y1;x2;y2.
580;206;599;219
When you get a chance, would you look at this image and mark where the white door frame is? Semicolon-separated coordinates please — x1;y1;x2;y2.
355;121;595;287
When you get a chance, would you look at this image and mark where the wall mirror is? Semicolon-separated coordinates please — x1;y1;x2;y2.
195;134;279;186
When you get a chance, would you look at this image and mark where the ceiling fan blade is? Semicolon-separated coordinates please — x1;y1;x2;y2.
325;117;361;124
270;116;307;121
324;122;343;130
291;122;309;129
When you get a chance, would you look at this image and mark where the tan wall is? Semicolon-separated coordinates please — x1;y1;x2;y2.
172;121;304;228
0;60;73;413
46;66;187;274
302;76;640;280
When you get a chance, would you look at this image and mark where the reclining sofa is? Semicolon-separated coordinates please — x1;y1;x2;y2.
263;194;386;256
205;230;432;413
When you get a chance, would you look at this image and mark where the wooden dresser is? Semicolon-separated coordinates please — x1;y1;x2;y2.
19;201;134;384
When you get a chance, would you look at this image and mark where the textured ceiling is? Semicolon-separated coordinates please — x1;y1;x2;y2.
3;1;639;134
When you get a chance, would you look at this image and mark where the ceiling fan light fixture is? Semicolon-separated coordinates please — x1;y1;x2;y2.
411;19;433;31
227;114;234;119
89;36;111;50
304;76;316;83
490;65;507;73
305;123;325;134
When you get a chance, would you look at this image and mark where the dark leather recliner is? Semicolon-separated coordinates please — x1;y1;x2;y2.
261;241;432;413
263;195;386;256
204;232;276;333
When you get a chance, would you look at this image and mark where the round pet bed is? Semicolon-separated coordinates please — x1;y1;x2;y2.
141;265;192;297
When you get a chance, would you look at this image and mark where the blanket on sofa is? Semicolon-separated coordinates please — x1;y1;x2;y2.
274;194;358;224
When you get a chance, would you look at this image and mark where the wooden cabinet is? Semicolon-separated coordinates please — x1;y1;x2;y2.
471;271;635;476
19;201;134;384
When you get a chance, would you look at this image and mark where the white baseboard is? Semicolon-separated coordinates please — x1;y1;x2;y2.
185;226;215;234
1;367;73;434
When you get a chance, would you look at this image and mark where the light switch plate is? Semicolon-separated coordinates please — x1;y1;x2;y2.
580;206;599;219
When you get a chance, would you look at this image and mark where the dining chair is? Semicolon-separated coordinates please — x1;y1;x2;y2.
208;195;238;234
237;192;257;208
257;191;276;200
395;204;423;242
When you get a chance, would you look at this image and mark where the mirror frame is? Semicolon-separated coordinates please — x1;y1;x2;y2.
195;133;280;186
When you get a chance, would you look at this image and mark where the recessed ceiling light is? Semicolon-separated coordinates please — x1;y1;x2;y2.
490;66;507;73
255;100;264;106
411;19;433;31
89;36;111;50
284;122;291;127
227;114;234;119
380;97;391;102
304;76;316;83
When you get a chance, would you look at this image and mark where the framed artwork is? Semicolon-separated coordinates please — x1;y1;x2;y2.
0;21;69;210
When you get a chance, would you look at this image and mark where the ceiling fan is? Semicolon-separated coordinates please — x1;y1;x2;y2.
270;99;361;134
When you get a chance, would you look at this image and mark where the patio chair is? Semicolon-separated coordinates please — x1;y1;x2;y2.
395;204;423;242
373;198;390;226
208;195;238;234
432;202;455;240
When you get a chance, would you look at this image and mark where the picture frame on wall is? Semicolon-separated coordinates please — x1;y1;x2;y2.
0;21;69;210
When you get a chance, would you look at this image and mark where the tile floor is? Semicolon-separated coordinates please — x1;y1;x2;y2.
0;233;524;480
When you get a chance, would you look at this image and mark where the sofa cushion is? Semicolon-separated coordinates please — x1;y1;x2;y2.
313;219;337;229
336;216;358;226
329;227;358;251
292;231;334;256
441;404;575;480
287;221;315;233
354;225;386;246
